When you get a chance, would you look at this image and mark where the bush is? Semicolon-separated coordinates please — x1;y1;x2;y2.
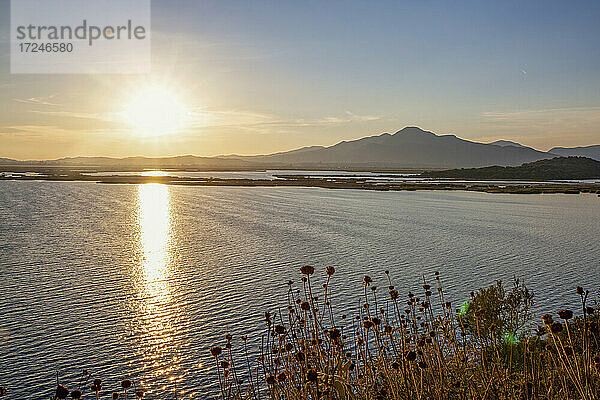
42;269;600;400
206;268;598;400
462;278;534;340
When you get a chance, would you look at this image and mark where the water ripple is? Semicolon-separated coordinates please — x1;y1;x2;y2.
0;182;599;399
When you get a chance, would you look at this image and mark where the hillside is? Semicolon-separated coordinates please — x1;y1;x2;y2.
488;140;530;148
3;127;598;170
239;127;554;168
0;155;251;169
549;145;600;161
423;156;600;180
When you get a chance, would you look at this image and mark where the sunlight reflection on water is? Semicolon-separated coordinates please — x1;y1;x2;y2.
140;170;170;177
1;182;599;399
134;183;185;397
138;183;171;288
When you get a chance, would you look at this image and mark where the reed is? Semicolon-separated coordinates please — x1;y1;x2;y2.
209;267;599;400
38;267;599;400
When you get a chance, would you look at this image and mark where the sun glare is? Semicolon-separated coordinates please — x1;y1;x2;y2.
123;85;188;137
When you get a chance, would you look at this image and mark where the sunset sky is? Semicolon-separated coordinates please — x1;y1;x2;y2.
1;0;599;159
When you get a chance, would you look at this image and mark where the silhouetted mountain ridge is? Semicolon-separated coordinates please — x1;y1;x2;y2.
489;140;529;149
424;156;600;180
238;127;554;168
1;127;598;169
549;145;600;161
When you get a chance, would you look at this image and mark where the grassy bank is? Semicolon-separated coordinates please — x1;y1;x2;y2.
207;268;599;400
40;269;599;399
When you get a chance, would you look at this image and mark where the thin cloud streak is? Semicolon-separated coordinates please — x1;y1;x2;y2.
187;108;381;130
27;105;382;133
14;95;60;107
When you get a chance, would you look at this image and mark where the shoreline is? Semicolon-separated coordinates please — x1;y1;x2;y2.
2;174;599;194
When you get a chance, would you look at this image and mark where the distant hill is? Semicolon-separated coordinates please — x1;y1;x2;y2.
489;140;530;149
423;157;600;180
50;155;252;168
0;155;251;169
238;127;554;169
549;145;600;161
3;127;597;170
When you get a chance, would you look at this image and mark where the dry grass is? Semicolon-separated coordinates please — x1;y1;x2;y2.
209;267;600;400
41;267;600;400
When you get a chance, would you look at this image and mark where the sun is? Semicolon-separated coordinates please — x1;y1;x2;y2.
123;85;188;137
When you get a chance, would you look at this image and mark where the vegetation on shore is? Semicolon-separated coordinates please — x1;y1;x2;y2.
206;267;599;400
2;168;599;195
23;268;598;399
53;376;141;400
424;156;600;180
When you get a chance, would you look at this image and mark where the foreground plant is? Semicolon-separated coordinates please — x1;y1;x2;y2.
38;268;599;399
50;372;143;400
210;267;599;400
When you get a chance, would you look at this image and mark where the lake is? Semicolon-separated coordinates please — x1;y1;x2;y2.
0;181;598;398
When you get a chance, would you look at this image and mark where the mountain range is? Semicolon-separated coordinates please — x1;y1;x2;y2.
487;140;530;148
548;145;600;160
425;156;600;180
1;127;598;170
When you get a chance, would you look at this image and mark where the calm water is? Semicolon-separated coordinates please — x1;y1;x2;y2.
0;181;599;399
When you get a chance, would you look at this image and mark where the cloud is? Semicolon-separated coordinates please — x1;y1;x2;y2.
14;95;59;106
29;110;104;120
295;111;381;125
0;126;28;134
187;108;381;131
23;101;380;132
8;94;384;147
0;125;74;140
1;123;125;135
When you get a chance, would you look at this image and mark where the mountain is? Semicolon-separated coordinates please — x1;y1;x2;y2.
40;155;251;168
3;127;593;170
548;145;600;161
0;155;250;169
424;157;600;180
239;127;554;169
489;140;529;149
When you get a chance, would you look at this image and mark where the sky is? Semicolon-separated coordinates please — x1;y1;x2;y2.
1;0;599;159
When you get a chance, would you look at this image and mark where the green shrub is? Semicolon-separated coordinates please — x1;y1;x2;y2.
462;278;534;340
